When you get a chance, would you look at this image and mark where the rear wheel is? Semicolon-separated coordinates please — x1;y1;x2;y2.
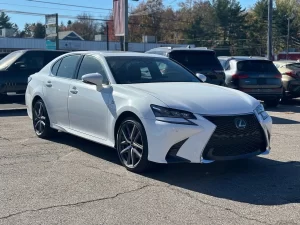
264;98;280;107
116;117;153;173
32;100;56;138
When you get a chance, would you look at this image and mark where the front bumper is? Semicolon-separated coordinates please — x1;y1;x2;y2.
143;113;272;164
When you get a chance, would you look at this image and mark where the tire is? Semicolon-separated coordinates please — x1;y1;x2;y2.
264;98;280;107
116;117;153;173
32;99;56;138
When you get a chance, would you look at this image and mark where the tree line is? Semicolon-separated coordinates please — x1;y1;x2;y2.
0;0;299;56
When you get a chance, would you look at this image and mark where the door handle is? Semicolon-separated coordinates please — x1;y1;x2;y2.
45;81;52;87
70;86;78;94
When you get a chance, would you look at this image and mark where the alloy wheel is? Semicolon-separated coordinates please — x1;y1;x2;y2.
33;101;47;136
118;121;144;168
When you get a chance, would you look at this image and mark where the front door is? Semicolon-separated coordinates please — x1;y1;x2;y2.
68;54;111;140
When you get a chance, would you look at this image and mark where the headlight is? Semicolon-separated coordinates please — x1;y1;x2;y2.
255;104;269;120
150;104;197;125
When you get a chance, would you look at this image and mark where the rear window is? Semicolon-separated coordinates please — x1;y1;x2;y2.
286;63;300;70
169;50;223;70
237;60;278;73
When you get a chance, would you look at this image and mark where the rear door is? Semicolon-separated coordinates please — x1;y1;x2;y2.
236;60;282;90
169;50;225;85
43;54;82;128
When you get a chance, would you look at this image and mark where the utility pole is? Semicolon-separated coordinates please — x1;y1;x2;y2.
106;22;109;51
124;0;128;51
267;0;273;60
286;14;294;60
55;13;59;50
286;18;290;60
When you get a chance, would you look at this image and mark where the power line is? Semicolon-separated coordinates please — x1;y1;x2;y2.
0;9;111;21
0;2;107;15
26;0;112;11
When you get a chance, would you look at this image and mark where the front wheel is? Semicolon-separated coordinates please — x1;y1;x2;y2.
264;98;280;107
32;100;56;138
116;118;153;173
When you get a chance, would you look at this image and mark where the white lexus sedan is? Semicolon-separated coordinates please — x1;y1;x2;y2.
26;51;272;172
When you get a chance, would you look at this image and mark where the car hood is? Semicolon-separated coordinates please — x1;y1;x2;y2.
125;83;259;115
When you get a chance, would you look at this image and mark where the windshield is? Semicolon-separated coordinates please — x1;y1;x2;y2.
168;50;223;71
0;51;23;70
237;60;279;73
105;56;200;84
286;63;300;70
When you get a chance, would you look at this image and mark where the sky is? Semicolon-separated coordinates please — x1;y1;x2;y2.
1;0;257;30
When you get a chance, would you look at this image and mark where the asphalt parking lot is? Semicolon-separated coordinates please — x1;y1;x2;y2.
0;98;299;225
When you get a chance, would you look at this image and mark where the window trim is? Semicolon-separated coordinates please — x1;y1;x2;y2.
50;54;83;80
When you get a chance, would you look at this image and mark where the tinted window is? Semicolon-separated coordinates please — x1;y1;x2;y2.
77;55;108;84
44;51;68;65
286;63;300;70
237;60;279;73
15;51;44;70
169;50;223;70
51;59;62;76
56;55;81;79
106;56;200;84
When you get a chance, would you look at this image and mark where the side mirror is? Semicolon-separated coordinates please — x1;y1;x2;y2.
196;73;207;82
82;73;103;87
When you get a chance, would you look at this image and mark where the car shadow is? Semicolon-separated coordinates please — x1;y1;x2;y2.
271;116;300;124
50;132;300;206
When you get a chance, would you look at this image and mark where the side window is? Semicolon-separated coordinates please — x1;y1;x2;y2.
51;59;62;76
15;51;44;70
56;55;81;79
77;55;109;84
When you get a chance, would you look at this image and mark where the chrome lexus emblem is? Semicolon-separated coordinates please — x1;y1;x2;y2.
234;118;247;130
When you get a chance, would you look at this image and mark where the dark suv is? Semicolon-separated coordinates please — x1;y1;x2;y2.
0;49;68;99
146;47;225;85
218;56;283;107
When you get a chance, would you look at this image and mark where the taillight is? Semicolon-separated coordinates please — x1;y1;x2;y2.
232;74;249;79
275;74;282;78
285;71;297;78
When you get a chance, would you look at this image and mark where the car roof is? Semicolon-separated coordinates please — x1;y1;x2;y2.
12;49;69;54
69;51;168;58
218;56;269;61
273;60;299;65
147;47;214;52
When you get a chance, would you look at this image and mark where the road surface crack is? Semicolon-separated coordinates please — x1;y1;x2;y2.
0;184;150;221
168;187;271;225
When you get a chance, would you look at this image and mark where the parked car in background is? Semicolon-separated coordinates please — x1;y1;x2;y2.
0;49;68;100
0;52;10;60
26;51;271;172
273;60;300;101
218;56;283;107
146;47;225;86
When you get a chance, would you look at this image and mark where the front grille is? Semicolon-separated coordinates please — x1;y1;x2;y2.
202;114;266;160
